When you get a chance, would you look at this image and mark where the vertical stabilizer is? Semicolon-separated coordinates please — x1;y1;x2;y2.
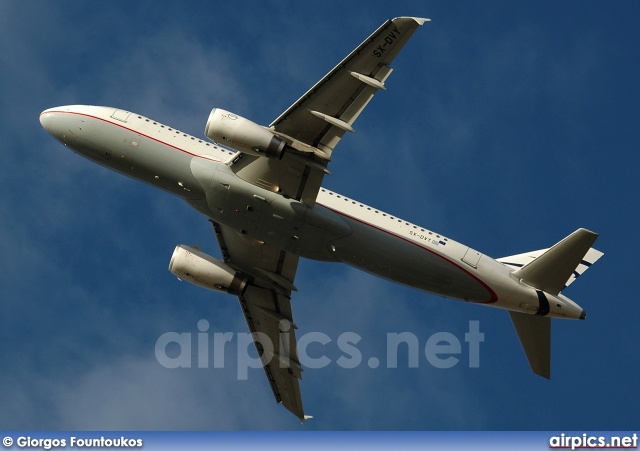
509;311;551;379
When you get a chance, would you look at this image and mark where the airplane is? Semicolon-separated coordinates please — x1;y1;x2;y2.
39;17;602;422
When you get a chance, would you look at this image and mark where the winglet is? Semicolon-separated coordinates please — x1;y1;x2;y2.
395;16;431;26
300;415;314;424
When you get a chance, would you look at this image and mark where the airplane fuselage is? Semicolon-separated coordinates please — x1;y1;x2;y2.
40;105;585;320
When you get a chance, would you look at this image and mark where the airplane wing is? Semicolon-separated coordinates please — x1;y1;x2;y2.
230;17;428;207
270;16;429;157
210;220;310;422
208;18;427;421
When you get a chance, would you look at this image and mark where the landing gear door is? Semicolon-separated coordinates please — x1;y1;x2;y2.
462;248;482;268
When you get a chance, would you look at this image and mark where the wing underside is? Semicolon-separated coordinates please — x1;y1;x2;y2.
270;16;429;156
211;221;308;421
204;17;428;421
230;16;428;207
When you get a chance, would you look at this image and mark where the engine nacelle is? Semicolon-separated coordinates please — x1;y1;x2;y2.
168;245;249;295
204;108;286;159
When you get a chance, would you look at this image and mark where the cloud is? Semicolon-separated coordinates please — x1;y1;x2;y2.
52;355;289;429
0;352;294;429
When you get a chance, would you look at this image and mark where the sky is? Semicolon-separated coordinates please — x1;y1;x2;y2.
1;0;639;431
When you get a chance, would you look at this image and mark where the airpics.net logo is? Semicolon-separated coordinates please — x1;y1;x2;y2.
154;320;484;379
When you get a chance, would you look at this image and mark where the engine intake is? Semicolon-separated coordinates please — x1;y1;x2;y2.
204;108;286;159
168;245;249;295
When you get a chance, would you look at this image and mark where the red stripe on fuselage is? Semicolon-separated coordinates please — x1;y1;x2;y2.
317;201;499;304
45;110;497;303
42;110;222;162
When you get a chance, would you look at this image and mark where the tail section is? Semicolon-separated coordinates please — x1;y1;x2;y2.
508;312;551;379
498;228;602;295
500;229;603;379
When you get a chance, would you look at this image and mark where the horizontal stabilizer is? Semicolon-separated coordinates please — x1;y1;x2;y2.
509;311;551;379
511;229;599;295
498;247;603;289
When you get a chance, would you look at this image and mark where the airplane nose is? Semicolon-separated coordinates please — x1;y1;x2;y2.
39;107;75;145
40;109;52;132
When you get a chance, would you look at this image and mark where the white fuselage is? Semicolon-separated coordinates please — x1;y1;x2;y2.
39;105;585;320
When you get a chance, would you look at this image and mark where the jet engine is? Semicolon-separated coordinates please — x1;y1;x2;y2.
168;245;249;295
204;108;286;159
